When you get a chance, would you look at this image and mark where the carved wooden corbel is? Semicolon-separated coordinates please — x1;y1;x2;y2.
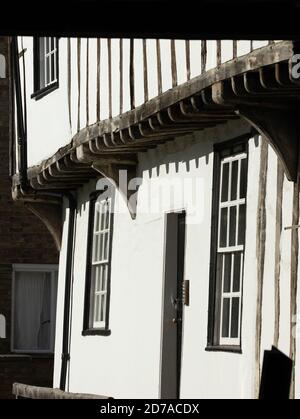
12;186;63;251
76;143;139;218
92;158;138;219
24;201;63;251
236;105;299;182
212;81;300;182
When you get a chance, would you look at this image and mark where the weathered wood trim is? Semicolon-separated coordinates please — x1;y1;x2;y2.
274;160;284;348
77;38;81;133
201;40;207;74
143;39;148;102
96;38;100;121
67;38;72;131
129;39;135;109
185;40;191;81
119;38;123;115
12;383;110;399
255;138;268;398
171;40;177;88
217;40;222;66
108;38;112;119
156;39;162;95
290;181;299;399
86;38;89;127
233;40;237;59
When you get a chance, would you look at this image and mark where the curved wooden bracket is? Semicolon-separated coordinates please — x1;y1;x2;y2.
76;144;139;219
24;201;63;251
92;159;138;219
236;105;299;182
12;186;63;251
212;80;300;182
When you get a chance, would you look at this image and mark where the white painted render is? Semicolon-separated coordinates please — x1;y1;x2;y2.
51;117;298;399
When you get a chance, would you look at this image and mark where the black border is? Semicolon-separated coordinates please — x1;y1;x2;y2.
206;133;251;353
31;37;59;101
2;1;300;39
82;187;115;337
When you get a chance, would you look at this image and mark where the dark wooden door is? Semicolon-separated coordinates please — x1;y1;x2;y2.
160;212;186;399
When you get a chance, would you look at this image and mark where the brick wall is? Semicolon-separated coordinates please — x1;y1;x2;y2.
0;37;59;399
0;356;54;399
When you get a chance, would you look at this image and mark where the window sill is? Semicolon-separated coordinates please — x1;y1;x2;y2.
82;328;111;337
31;82;59;100
205;345;242;354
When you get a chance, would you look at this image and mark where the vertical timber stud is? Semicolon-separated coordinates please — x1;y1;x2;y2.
96;38;100;121
255;138;268;398
216;40;222;66
185;40;191;81
201;40;207;74
290;180;299;399
156;39;162;95
170;40;177;88
233;40;237;59
77;38;81;133
129;39;135;110
119;38;123;115
107;39;112;119
86;38;89;127
274;161;284;348
67;38;72;131
143;39;148;103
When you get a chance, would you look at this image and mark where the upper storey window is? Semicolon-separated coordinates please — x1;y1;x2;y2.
207;135;249;352
32;37;59;100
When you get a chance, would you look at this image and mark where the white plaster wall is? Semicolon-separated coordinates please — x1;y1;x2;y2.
260;146;277;359
19;37;71;167
53;119;274;399
279;177;293;356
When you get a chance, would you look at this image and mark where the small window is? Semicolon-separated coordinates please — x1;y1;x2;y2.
32;37;59;99
12;264;58;353
83;187;115;336
207;137;249;350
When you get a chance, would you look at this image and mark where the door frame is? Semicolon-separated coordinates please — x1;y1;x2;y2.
159;209;186;399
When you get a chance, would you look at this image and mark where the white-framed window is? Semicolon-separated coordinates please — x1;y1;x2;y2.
33;37;58;96
91;197;112;328
208;137;249;349
83;187;115;335
218;152;247;346
12;264;58;353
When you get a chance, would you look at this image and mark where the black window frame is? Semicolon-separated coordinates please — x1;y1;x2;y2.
206;133;251;354
31;37;59;101
82;186;115;337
